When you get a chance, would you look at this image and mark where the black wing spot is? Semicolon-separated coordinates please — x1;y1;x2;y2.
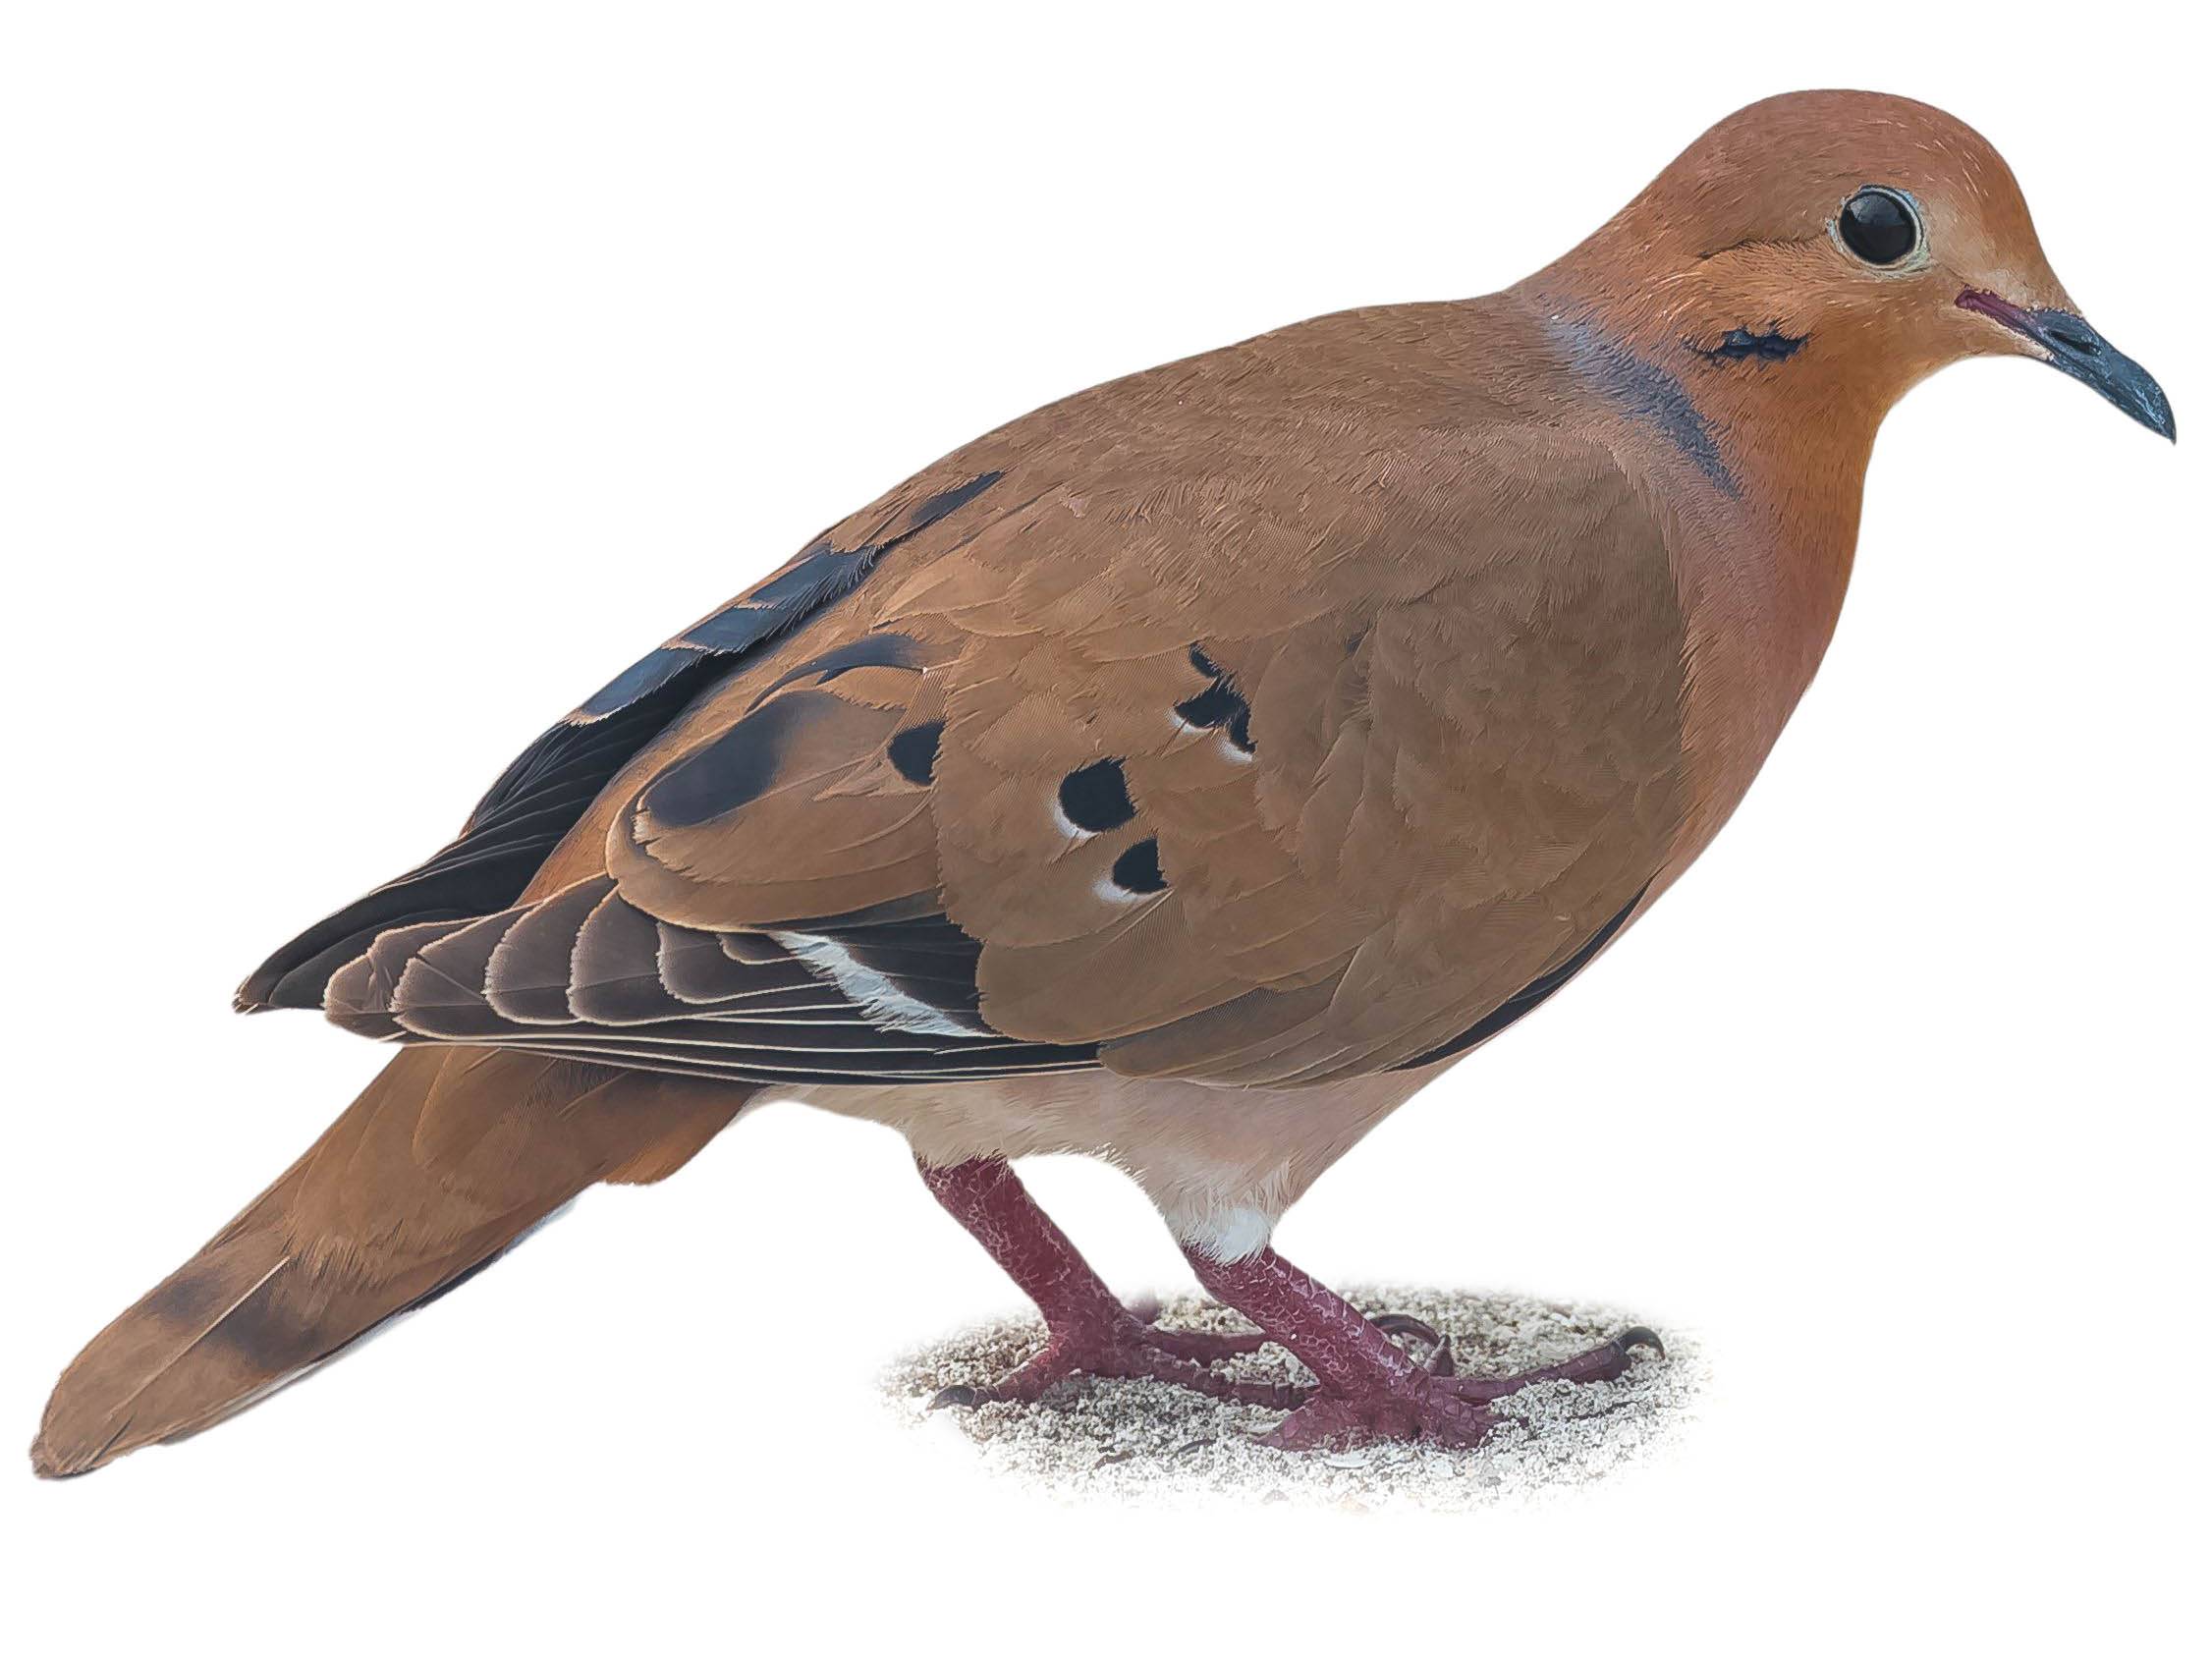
1109;838;1168;895
1177;644;1254;753
642;691;837;829
1175;681;1241;728
1058;758;1135;834
888;721;943;785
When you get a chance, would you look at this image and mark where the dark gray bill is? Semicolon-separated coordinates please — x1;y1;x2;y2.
1958;290;2175;440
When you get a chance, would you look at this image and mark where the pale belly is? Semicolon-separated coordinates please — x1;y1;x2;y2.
780;1067;1432;1255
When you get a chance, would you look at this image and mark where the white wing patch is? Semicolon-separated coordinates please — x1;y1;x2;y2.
767;930;976;1037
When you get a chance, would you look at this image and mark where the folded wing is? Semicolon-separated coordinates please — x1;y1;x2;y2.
315;430;1687;1085
236;470;1008;1012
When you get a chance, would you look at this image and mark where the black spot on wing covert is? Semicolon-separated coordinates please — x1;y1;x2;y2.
888;721;943;785
237;472;1005;1012
1110;838;1168;895
1059;758;1136;834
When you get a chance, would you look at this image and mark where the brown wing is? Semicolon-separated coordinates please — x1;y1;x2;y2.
313;302;1692;1086
236;469;1012;1011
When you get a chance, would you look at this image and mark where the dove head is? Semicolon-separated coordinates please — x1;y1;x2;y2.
1523;90;2174;455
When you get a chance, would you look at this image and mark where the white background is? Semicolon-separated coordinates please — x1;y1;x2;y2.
2;3;2201;1653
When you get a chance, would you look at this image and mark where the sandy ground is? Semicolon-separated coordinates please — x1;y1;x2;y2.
884;1286;1705;1512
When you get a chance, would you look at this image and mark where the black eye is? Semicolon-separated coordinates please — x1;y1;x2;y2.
1837;187;1920;266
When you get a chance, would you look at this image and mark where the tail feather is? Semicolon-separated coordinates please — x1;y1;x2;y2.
33;1046;751;1478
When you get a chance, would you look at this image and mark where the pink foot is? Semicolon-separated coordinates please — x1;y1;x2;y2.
1186;1244;1664;1453
1264;1379;1498;1449
1128;1296;1273;1364
916;1157;1300;1413
1260;1327;1664;1449
1441;1325;1663;1402
927;1308;1303;1411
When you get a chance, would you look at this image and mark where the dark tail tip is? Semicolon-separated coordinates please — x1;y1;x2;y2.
31;1232;319;1478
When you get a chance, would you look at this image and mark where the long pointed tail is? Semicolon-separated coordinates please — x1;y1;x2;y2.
33;1046;751;1478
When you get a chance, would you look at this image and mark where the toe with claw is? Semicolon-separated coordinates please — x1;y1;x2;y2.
925;1309;1305;1414
1370;1312;1456;1375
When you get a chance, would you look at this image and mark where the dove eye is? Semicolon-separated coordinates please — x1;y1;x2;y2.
1836;187;1921;266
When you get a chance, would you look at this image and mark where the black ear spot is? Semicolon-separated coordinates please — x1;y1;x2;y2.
1110;837;1168;894
1693;327;1806;364
888;721;942;785
1059;759;1135;833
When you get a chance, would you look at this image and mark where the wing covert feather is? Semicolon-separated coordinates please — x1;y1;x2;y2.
317;303;1693;1086
594;428;1689;1083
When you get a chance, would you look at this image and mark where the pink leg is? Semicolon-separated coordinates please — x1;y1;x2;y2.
917;1157;1295;1410
1186;1244;1661;1450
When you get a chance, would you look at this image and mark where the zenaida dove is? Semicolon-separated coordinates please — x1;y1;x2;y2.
33;88;2174;1475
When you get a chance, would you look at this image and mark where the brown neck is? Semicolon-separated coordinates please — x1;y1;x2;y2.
1505;256;1915;852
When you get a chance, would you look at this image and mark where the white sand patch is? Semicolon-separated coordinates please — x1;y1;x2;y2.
883;1286;1706;1513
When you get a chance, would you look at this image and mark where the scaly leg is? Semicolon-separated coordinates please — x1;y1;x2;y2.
1186;1244;1661;1449
916;1156;1297;1410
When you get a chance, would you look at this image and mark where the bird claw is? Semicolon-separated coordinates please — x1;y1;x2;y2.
1613;1325;1665;1360
926;1313;1658;1432
1259;1318;1668;1447
1370;1312;1442;1346
1371;1312;1456;1376
1430;1322;1667;1406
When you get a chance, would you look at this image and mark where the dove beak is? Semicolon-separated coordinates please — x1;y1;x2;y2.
1958;290;2176;441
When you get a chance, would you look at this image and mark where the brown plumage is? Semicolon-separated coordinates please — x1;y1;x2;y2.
35;89;2173;1473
